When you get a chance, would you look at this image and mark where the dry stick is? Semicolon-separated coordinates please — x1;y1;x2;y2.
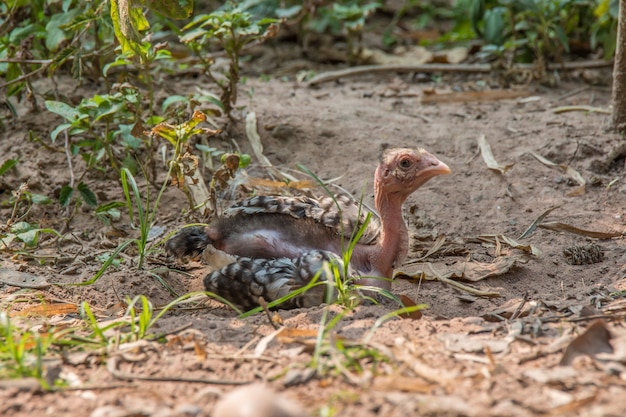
258;296;281;331
50;383;138;392
509;291;529;321
107;356;254;385
305;60;614;86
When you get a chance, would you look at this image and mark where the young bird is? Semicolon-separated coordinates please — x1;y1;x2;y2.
167;148;450;309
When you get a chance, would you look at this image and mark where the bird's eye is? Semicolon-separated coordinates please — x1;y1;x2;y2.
399;159;411;168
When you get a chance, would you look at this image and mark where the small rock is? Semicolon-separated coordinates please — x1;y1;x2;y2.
213;384;308;417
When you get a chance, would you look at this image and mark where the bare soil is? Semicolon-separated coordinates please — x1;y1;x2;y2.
1;58;626;417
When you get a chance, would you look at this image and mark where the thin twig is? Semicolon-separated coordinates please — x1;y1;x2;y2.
107;356;254;385
259;296;281;331
0;66;46;90
510;292;529;321
50;383;138;392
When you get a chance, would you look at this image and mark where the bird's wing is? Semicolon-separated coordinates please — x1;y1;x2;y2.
224;194;381;245
204;250;356;310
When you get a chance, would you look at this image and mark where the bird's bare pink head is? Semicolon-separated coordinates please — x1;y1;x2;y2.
375;148;450;197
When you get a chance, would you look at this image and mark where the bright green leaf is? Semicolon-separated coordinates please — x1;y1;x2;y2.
0;158;18;176
30;194;52;204
145;0;194;19
59;185;74;207
78;182;98;207
45;101;80;121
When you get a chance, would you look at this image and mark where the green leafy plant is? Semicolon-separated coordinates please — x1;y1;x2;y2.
120;167;167;269
0;0;114;107
470;0;618;67
45;85;142;172
0;312;53;385
181;4;278;117
309;1;380;64
150;109;220;213
0;180;57;252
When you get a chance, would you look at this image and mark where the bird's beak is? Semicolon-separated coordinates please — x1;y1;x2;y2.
431;159;451;176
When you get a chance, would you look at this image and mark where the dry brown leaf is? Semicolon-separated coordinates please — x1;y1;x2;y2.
448;257;519;282
477;135;514;174
194;342;207;362
0;268;50;289
11;303;78;317
528;151;586;193
246;111;273;167
422;90;530;104
483;298;537;321
373;376;433;393
518;206;561;239
477;234;542;256
559;320;613;366
276;328;319;346
538;222;622;239
398;295;423;320
396;262;502;297
245;112;298;183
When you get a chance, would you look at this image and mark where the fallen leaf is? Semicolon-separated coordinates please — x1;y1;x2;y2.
477;135;514;174
194;342;207;361
528;151;586;193
398;295;423;320
518;206;562;239
538;222;622;239
477;234;542;256
276;328;318;344
559;320;613;366
0;268;50;289
452;256;523;282
246;111;273;168
483;298;537;321
12;303;78;317
373;376;433;393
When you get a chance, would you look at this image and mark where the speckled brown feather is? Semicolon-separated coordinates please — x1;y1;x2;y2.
204;250;353;310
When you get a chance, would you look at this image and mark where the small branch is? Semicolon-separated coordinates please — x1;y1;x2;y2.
552;105;611;114
0;66;46;90
305;60;614;86
0;59;52;64
64;129;75;188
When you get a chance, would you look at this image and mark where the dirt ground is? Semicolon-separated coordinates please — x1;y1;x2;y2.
1;53;626;416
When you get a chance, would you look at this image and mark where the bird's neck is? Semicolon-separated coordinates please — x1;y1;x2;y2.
372;191;408;280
